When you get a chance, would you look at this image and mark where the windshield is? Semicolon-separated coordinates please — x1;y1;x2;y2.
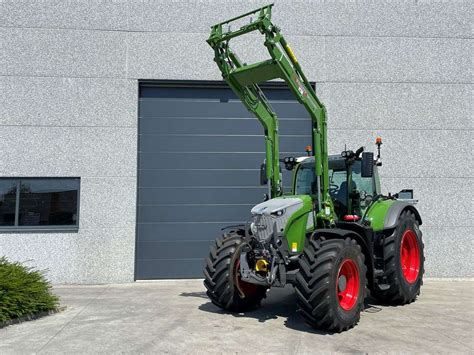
295;160;375;200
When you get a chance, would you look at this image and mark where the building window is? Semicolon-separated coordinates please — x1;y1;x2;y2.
0;178;80;231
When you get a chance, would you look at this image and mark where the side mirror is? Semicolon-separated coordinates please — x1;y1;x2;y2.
361;152;374;177
260;163;268;185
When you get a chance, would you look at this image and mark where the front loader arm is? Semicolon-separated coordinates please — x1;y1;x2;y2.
207;4;334;224
211;42;281;198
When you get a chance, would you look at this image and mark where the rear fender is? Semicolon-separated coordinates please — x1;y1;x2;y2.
384;201;422;230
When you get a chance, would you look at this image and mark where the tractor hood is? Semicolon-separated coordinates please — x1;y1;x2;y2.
249;195;314;249
251;197;304;216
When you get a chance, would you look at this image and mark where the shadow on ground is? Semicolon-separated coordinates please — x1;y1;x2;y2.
180;286;383;335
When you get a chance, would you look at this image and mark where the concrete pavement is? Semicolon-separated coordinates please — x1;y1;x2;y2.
1;280;473;354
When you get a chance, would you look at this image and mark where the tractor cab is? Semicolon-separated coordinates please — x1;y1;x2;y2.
293;153;380;222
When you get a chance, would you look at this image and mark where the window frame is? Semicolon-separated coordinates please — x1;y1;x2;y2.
293;160;379;197
0;177;81;233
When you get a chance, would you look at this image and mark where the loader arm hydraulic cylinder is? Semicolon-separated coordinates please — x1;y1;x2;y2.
207;4;334;225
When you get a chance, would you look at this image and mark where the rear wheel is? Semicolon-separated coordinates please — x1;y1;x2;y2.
295;238;367;332
203;230;267;312
372;210;424;304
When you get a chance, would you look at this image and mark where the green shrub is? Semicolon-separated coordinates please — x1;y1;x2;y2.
0;257;59;323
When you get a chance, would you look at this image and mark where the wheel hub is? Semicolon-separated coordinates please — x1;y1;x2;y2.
338;275;347;292
337;259;360;311
400;229;420;284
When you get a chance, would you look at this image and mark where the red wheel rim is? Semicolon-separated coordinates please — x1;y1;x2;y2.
234;260;259;296
337;259;360;311
400;229;420;283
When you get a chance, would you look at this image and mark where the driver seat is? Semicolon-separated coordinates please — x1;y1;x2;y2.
335;180;357;207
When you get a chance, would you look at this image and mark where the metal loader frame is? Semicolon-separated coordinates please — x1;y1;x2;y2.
207;4;334;227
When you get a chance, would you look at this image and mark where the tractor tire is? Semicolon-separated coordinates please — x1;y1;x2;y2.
203;230;267;312
372;209;424;304
295;237;367;332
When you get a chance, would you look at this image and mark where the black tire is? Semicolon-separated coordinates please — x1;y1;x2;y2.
203;230;267;312
372;210;425;304
295;237;367;332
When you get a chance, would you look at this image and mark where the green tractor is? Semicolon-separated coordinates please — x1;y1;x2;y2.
203;5;424;332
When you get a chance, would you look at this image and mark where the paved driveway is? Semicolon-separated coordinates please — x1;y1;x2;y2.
1;280;473;353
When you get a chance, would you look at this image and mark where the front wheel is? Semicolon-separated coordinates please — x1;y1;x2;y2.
295;237;367;332
203;230;267;312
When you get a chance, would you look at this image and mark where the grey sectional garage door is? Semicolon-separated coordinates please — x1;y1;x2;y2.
136;81;311;279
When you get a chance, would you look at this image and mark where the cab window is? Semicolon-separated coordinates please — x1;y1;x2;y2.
294;159;376;214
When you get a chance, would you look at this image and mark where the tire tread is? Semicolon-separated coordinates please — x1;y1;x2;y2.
295;237;367;332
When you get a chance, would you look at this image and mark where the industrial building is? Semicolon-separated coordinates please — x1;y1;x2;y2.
0;0;471;283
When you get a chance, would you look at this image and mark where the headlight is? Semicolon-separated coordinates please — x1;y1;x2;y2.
250;222;258;235
272;208;285;217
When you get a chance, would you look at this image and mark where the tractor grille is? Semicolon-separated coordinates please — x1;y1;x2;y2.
252;214;274;241
250;197;304;242
252;213;290;241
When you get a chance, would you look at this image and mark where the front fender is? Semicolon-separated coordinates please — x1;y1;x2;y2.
311;228;375;289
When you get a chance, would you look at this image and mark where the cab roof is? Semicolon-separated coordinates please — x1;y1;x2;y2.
296;154;343;164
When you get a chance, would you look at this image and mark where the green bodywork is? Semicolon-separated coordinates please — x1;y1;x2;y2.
363;199;396;232
255;195;313;253
283;195;313;253
207;4;335;227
